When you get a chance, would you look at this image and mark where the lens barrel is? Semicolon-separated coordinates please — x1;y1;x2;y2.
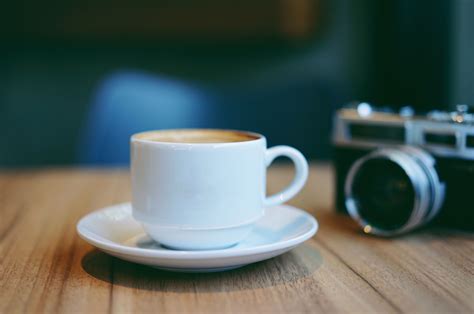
345;146;445;236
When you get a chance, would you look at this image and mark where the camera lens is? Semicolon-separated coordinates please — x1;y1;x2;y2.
345;147;444;236
351;158;415;231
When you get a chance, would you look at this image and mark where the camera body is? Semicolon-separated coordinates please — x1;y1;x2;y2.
333;103;474;235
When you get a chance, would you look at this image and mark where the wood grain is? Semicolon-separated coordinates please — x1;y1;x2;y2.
0;164;473;313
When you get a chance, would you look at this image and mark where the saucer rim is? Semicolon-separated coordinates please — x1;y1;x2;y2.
77;202;318;260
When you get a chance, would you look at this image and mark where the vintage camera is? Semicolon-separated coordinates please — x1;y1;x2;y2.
333;102;474;236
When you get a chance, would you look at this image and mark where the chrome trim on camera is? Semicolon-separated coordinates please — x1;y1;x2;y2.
333;106;474;160
344;146;445;236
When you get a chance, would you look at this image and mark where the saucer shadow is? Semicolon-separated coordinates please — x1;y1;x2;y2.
81;244;323;292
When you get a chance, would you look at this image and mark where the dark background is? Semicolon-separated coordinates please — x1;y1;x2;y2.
1;0;473;166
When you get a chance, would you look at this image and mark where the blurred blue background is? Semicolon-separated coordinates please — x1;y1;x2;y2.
0;0;473;166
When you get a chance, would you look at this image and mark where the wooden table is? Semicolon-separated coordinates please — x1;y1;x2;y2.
1;164;473;313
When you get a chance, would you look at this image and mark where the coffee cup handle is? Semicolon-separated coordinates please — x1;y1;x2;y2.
264;146;309;207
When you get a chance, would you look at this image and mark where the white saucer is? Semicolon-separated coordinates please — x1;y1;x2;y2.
77;203;318;272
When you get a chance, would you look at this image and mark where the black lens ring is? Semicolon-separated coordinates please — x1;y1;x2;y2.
345;146;444;236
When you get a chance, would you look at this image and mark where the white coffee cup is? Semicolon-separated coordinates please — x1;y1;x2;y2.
131;129;308;250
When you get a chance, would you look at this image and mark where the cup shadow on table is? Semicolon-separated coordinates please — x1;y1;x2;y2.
81;244;323;292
